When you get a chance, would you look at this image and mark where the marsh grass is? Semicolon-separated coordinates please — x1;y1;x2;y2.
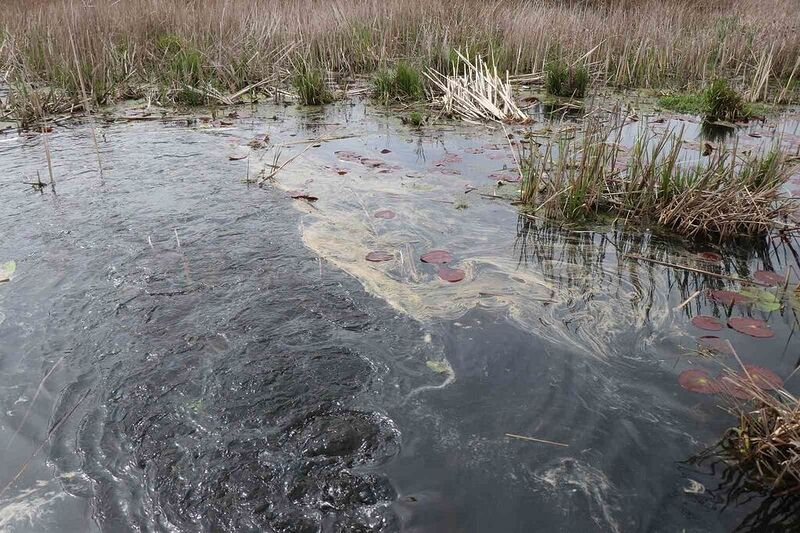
373;62;424;103
1;0;799;123
658;80;765;122
292;62;333;106
518;120;797;238
544;61;589;98
714;369;800;496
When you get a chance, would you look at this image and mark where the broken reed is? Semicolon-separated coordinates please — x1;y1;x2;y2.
1;0;799;120
518;121;797;239
715;370;800;496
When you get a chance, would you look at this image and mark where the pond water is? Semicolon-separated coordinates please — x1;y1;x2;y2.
0;99;799;532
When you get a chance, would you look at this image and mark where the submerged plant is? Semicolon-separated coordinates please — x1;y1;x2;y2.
292;61;333;106
544;61;589;98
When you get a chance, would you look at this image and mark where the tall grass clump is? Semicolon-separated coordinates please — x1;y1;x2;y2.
373;61;424;102
544;61;589;98
292;62;333;105
703;79;747;121
519;120;797;238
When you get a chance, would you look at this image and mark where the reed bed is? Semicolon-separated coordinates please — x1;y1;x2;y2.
518;121;798;239
1;0;799;122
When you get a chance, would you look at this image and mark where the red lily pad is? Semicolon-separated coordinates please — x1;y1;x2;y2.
289;191;319;201
360;158;385;168
728;317;773;338
365;251;393;262
753;270;785;286
420;250;452;264
697;336;734;355
697;252;722;262
335;150;362;162
691;315;723;331
739;365;783;390
380;148;392;154
373;209;396;219
707;290;751;306
678;369;719;394
438;267;465;283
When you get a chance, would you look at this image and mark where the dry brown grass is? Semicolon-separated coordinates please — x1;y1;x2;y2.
0;0;799;120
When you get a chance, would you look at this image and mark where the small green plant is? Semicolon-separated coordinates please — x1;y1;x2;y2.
703;79;747;121
372;61;423;102
544;61;589;98
657;92;706;115
403;111;424;127
292;61;333;105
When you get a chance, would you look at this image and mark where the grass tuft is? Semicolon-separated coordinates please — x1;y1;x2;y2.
373;61;424;102
704;79;747;122
544;61;589;98
292;62;333;106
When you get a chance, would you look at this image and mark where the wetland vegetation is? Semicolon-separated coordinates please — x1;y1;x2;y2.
1;0;800;531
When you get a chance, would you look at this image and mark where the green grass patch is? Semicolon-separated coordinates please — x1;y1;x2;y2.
658;80;764;121
545;61;589;98
292;61;333;105
373;61;423;103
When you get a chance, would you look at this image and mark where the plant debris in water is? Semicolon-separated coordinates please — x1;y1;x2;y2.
365;251;394;262
698;336;735;355
708;290;751;306
373;209;396;219
0;260;17;282
739;288;781;312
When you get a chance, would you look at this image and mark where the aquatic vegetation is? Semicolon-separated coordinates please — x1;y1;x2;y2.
708;290;751;306
437;267;465;282
739;288;781;312
713;369;799;496
365;251;393;262
728;317;774;338
517;120;798;239
704;79;747;122
420;250;452;264
544;61;589;98
425;51;528;123
754;270;786;286
691;315;723;331
697;336;735;355
292;61;333;105
696;251;723;262
657;92;706;115
403;111;425;127
679;369;719;393
372;62;424;102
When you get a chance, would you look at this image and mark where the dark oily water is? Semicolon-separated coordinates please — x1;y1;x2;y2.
0;102;799;532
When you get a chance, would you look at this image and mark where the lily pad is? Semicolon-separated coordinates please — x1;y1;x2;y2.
740;365;783;390
380;148;392;154
420;250;452;264
715;376;753;400
0;261;16;282
739;288;781;312
678;369;719;394
697;336;734;355
691;315;723;331
373;209;396;220
728;317;773;338
707;290;751;306
696;252;722;262
365;251;393;262
753;270;785;286
438;267;465;283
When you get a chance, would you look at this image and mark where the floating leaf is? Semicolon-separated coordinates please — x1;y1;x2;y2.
420;250;452;264
715;376;753;400
335;150;362;162
426;360;451;374
438;267;465;283
707;290;751;306
691;315;723;331
365;251;393;262
753;270;785;286
678;369;719;394
334;167;349;175
380;148;392;154
739;288;781;312
696;252;722;262
740;365;783;390
728;317;773;338
0;261;16;283
373;209;396;220
697;336;734;355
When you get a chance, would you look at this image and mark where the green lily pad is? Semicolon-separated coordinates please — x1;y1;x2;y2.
0;261;16;283
426;360;451;374
740;288;781;312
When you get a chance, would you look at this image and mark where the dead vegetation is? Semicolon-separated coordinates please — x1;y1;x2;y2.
1;0;799;124
518;119;798;239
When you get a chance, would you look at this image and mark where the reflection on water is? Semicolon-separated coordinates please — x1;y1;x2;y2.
0;98;799;531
